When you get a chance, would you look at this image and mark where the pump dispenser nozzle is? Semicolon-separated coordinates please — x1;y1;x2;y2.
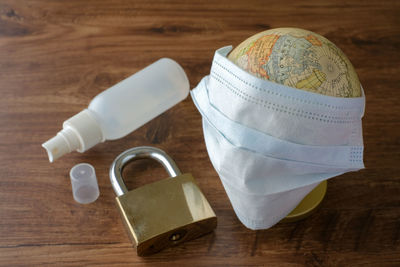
42;110;104;162
42;128;80;162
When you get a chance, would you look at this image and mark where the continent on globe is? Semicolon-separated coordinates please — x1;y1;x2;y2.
228;28;361;97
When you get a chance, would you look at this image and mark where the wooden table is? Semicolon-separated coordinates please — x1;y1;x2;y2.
1;0;399;266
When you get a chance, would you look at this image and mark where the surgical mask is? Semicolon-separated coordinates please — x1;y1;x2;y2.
191;46;365;230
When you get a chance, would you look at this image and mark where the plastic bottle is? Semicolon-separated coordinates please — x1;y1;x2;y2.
42;58;189;162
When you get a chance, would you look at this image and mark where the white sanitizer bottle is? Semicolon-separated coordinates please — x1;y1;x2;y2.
42;58;189;162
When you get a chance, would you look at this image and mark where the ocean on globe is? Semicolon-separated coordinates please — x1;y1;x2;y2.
228;28;361;97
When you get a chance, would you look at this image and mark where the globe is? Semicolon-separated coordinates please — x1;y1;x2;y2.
227;28;363;221
228;27;361;97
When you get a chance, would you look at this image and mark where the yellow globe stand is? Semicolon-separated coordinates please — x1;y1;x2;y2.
281;180;327;223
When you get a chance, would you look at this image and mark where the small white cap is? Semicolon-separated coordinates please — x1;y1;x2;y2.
42;109;104;162
70;163;100;204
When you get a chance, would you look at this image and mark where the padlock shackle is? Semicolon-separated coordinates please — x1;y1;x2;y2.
110;146;182;196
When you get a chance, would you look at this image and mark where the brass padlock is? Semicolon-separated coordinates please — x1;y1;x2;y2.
110;146;217;256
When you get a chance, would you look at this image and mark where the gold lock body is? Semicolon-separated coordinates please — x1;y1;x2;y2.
116;173;216;256
110;147;217;256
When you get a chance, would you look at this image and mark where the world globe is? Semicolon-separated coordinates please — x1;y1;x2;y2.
227;28;363;221
228;27;361;97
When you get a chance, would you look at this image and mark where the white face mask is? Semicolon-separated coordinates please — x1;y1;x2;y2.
191;46;365;230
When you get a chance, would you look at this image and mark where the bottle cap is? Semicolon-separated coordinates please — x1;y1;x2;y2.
70;163;100;204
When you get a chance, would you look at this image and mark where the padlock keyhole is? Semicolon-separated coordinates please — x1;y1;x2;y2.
170;233;181;241
169;230;186;243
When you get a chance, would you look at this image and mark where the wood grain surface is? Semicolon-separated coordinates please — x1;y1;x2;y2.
0;0;399;266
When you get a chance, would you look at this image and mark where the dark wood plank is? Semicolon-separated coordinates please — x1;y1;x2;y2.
0;0;399;266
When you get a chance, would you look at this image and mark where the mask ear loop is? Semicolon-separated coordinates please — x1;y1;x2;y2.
360;85;366;117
